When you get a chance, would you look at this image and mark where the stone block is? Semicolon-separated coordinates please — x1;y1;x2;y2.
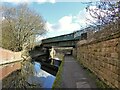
111;53;118;59
77;36;120;88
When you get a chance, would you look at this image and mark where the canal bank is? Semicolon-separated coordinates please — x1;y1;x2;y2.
2;60;59;88
2;50;64;89
52;54;65;89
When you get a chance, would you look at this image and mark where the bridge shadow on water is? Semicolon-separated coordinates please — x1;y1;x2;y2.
33;55;59;76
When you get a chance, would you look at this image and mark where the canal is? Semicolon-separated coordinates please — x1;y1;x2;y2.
27;61;56;88
2;48;63;88
2;58;61;88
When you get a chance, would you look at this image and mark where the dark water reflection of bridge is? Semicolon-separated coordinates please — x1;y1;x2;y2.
28;48;62;88
29;53;62;88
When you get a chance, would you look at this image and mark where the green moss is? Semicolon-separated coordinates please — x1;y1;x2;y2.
96;79;109;88
52;54;64;89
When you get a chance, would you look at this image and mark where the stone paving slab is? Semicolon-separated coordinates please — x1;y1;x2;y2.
62;55;97;88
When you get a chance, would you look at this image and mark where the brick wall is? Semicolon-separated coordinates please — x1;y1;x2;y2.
0;62;21;80
0;48;22;80
76;25;120;88
0;47;21;62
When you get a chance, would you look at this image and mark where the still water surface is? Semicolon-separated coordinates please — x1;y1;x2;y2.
27;62;56;88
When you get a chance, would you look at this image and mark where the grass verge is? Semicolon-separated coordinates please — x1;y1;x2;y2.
52;53;64;89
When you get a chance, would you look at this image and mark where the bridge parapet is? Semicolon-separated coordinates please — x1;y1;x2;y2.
0;48;23;80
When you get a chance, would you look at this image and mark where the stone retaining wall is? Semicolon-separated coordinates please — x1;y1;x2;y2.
76;25;120;88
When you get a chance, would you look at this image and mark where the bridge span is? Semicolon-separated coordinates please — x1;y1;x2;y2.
41;30;87;48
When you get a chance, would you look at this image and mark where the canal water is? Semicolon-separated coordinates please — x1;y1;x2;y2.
27;62;56;88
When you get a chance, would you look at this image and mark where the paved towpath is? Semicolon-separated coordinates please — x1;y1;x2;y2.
62;55;97;88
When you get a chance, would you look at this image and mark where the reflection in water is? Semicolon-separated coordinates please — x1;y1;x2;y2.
38;70;55;88
27;62;56;88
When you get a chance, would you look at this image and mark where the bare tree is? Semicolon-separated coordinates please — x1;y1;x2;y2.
86;1;120;28
1;4;46;51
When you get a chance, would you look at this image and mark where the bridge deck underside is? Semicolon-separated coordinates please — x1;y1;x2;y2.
43;40;76;47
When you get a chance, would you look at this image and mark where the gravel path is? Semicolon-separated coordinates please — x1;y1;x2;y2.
62;55;97;88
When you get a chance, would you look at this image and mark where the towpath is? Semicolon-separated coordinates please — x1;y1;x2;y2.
62;55;97;88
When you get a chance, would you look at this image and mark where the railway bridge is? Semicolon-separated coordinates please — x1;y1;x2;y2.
41;30;87;48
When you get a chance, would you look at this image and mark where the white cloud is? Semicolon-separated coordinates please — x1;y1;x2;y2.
45;5;110;38
74;5;111;27
1;0;56;3
49;0;55;3
46;15;81;37
36;0;56;3
53;0;100;2
2;17;5;21
86;5;112;25
74;6;104;27
36;0;47;3
1;0;99;3
59;16;72;25
88;6;108;17
74;9;88;27
2;0;20;3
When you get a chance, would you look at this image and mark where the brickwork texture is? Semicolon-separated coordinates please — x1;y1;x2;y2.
0;48;22;80
76;25;120;88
